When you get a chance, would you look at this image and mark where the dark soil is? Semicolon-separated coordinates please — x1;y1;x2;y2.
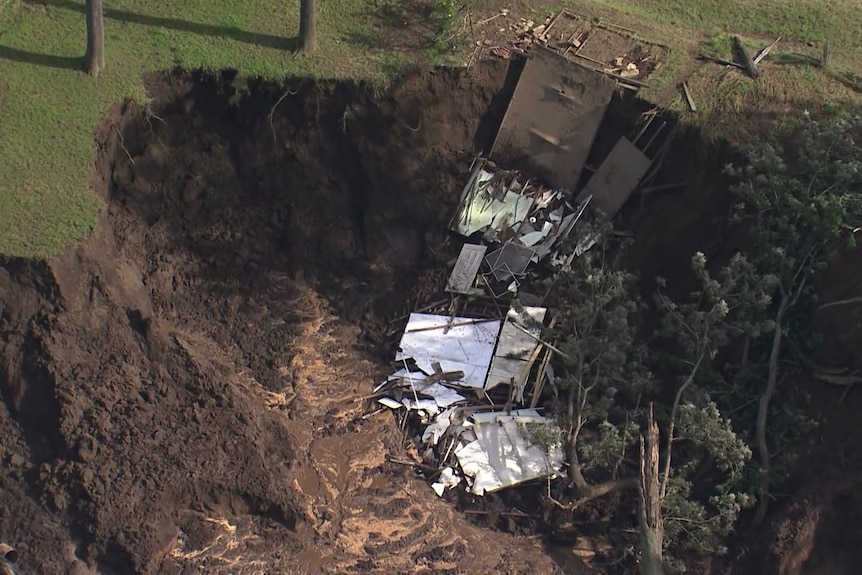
0;61;566;575
2;56;862;575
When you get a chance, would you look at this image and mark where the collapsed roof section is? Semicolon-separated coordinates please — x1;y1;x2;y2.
490;45;615;192
450;159;590;274
371;37;675;500
446;47;672;298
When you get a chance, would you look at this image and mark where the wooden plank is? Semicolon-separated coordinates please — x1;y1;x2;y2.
446;243;487;294
681;81;697;113
753;37;781;65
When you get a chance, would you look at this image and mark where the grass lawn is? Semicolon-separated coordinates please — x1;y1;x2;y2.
555;0;861;129
0;0;413;258
580;0;860;49
0;0;860;258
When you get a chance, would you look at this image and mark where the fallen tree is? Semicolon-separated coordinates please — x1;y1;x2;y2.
726;109;862;524
550;240;765;571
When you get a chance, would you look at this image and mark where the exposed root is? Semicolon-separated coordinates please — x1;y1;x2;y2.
268;88;298;145
403;117;421;133
112;123;134;165
143;103;165;128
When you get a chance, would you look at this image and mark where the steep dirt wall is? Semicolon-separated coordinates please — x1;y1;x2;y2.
0;62;570;574
3;56;862;574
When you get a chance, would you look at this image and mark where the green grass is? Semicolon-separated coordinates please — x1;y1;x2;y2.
572;0;862;71
1;0;861;257
575;0;859;45
0;0;414;257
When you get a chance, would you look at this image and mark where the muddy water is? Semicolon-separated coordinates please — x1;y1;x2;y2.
296;548;331;573
296;467;322;498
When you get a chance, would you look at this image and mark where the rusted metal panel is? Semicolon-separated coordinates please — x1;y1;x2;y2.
491;45;615;190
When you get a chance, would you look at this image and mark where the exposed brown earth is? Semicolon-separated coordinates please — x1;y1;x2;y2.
1;59;862;574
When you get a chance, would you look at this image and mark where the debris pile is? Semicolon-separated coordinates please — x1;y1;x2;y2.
496;10;665;89
375;305;565;497
368;31;673;500
450;159;593;287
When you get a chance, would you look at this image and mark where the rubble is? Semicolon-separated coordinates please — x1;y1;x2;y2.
450;158;592;276
367;32;673;501
375;300;563;497
499;10;666;91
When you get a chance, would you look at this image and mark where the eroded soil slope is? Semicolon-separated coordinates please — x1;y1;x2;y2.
0;63;566;574
4;56;862;575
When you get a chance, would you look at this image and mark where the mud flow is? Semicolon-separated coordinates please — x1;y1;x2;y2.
3;59;862;575
0;62;572;574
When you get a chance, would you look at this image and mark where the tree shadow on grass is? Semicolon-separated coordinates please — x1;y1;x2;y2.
0;44;82;70
26;0;295;51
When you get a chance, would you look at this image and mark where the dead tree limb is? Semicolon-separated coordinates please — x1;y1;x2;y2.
814;371;862;404
819;295;862;310
638;405;665;575
697;54;745;70
548;477;638;511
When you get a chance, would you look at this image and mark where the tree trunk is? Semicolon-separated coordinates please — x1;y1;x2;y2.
565;437;589;491
549;477;638;511
638;405;664;575
298;0;317;54
754;298;789;525
84;0;105;76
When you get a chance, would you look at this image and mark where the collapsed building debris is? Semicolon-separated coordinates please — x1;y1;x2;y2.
450;158;591;278
371;33;676;501
446;243;488;295
500;10;667;91
490;45;615;191
486;305;548;401
376;303;564;497
576;136;652;218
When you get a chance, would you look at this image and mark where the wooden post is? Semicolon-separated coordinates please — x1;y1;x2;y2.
84;0;105;76
681;82;697;113
733;36;759;78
